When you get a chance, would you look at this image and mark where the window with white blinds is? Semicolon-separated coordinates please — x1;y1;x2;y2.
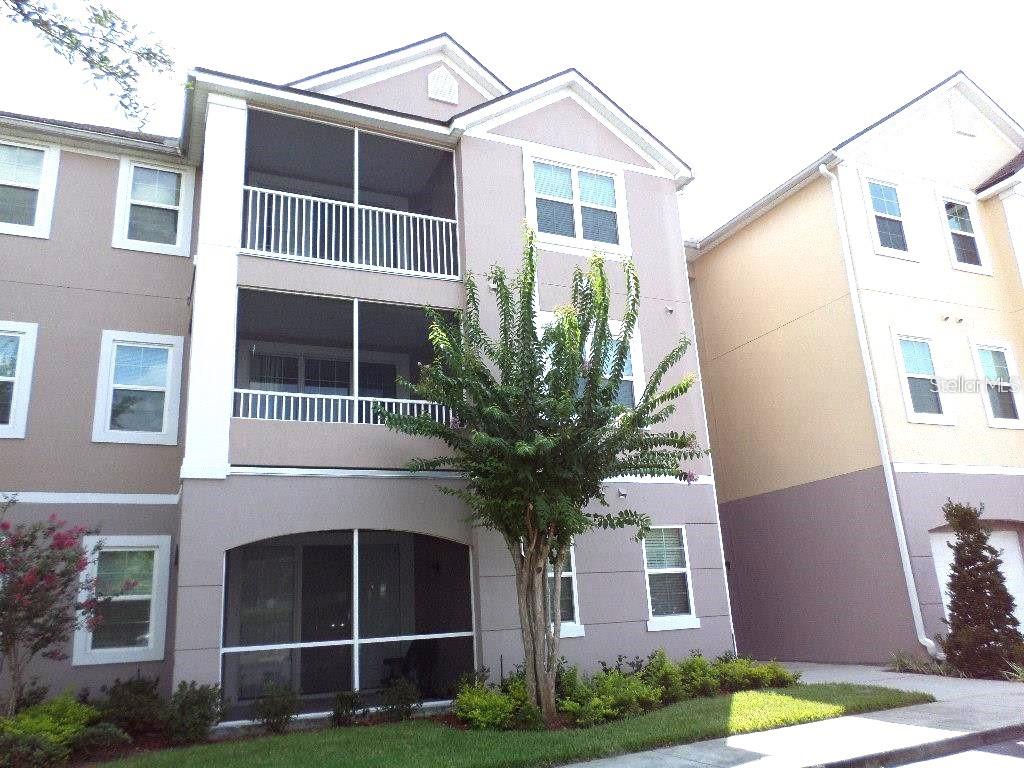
532;160;621;246
643;527;693;619
974;343;1022;428
0;141;58;238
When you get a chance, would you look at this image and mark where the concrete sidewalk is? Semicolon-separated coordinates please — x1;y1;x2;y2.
563;662;1024;768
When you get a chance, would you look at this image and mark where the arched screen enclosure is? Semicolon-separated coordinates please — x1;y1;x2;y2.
221;530;474;719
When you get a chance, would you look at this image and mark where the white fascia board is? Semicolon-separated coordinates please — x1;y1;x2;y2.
452;71;693;188
187;72;455;162
289;37;508;99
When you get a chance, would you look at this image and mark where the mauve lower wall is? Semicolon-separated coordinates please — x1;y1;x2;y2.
476;481;734;675
893;471;1024;640
0;501;180;698
720;466;921;663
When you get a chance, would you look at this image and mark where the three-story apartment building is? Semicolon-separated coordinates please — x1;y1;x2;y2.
1;35;734;718
688;72;1024;663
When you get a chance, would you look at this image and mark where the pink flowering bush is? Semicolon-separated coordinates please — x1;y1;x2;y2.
0;495;101;716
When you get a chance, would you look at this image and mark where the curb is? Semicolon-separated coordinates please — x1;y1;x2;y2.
809;722;1024;768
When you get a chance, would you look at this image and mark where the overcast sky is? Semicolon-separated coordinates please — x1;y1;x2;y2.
2;1;1022;238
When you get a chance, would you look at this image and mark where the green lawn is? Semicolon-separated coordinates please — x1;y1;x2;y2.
106;684;933;768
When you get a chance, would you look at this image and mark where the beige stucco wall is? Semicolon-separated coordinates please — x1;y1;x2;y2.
843;172;1024;468
0;149;193;493
692;177;882;502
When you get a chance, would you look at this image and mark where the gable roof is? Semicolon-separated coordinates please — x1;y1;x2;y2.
691;71;1024;254
451;68;693;185
286;33;509;100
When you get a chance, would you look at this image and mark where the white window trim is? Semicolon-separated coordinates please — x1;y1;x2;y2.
642;525;700;632
112;158;194;257
938;191;992;275
0;139;59;239
73;535;171;666
862;174;914;261
969;338;1024;430
0;321;38;439
92;330;184;445
523;148;632;259
891;330;955;426
548;544;585;639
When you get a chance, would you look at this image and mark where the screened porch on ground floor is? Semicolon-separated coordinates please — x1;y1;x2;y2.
220;530;474;719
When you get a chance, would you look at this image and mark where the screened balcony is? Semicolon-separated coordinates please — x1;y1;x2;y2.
232;289;449;426
241;110;458;278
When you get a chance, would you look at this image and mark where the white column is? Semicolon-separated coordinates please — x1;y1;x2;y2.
999;184;1024;290
180;94;248;479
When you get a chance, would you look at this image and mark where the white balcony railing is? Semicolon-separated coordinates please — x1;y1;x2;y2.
240;186;460;279
233;389;450;425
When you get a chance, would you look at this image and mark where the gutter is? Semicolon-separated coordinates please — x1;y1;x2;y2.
818;163;939;658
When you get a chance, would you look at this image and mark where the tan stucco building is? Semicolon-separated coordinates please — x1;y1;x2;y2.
689;72;1024;662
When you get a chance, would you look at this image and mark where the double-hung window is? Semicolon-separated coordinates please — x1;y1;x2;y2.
73;535;171;665
547;546;584;638
93;331;183;445
973;342;1022;427
867;181;909;255
113;159;193;256
941;197;989;273
531;160;624;249
0;321;38;439
643;527;699;631
895;335;951;424
0;141;58;238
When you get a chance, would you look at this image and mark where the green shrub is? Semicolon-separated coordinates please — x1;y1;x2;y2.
640;650;686;702
0;732;68;768
4;678;49;715
69;722;131;756
0;694;99;747
99;676;168;737
677;653;720;698
758;661;800;687
560;670;662;726
331;691;363;727
559;694;616;728
252;683;297;735
554;663;589;703
379;678;420;722
454;683;518;730
165;682;222;744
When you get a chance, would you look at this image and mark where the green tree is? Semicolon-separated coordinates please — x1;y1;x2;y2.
3;1;172;126
938;500;1024;678
383;230;703;723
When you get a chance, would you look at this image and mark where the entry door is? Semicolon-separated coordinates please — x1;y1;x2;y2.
931;529;1024;626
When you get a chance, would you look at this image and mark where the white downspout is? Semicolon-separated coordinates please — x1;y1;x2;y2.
818;164;940;658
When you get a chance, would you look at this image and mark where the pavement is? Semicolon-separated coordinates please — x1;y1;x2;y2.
901;737;1024;766
562;662;1024;768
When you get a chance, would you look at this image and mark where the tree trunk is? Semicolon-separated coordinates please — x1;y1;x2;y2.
5;644;23;716
509;535;559;725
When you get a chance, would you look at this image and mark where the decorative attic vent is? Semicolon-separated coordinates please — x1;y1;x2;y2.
428;65;459;105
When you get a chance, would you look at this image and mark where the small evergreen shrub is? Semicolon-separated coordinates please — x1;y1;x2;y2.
98;676;168;737
677;653;720;698
331;691;363;727
165;681;222;744
0;732;68;768
711;657;769;692
0;694;99;747
252;683;298;734
379;678;420;722
454;684;518;730
69;722;131;756
560;670;662;726
938;500;1024;678
757;661;801;687
640;649;686;702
